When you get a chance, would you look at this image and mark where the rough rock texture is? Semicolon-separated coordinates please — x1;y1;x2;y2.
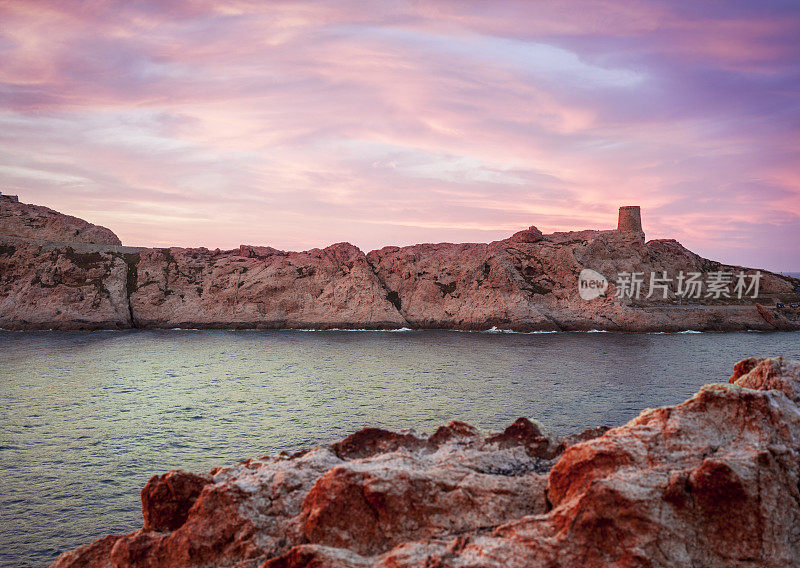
0;197;121;245
141;471;213;532
128;243;407;329
508;225;544;243
366;230;800;331
3;199;799;331
50;357;800;568
301;443;549;557
730;356;800;402
0;243;132;329
50;418;562;568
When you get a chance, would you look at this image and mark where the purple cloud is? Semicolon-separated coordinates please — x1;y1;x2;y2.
0;0;798;270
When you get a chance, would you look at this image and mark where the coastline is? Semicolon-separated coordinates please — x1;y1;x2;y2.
3;198;800;334
3;325;798;334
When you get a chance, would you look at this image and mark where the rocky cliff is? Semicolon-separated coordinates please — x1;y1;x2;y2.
49;356;800;568
1;198;799;331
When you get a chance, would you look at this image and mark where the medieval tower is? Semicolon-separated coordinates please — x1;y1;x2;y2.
617;205;644;241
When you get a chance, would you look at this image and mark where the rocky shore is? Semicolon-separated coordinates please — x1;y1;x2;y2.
2;196;799;331
48;356;800;568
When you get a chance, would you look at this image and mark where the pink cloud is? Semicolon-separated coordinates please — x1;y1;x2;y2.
0;0;798;270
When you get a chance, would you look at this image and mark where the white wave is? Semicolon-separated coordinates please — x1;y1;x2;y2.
482;327;559;334
296;327;416;332
484;326;515;334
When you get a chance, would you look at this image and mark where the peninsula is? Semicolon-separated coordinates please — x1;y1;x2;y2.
1;195;798;332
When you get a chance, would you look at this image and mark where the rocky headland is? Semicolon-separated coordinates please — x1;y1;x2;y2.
48;356;800;567
1;195;799;331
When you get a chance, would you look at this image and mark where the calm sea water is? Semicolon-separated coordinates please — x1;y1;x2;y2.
1;329;799;568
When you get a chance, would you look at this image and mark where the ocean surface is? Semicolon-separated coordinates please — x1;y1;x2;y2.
1;329;799;568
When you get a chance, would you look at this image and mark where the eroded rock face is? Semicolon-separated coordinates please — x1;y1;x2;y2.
508;225;544;243
128;243;408;329
141;471;213;531
301;446;549;557
49;357;800;568
367;231;800;332
729;356;800;402
537;382;800;567
0;198;121;245
268;357;800;568
0;244;132;330
49;416;564;568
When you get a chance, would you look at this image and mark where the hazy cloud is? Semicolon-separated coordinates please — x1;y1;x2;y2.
0;0;798;269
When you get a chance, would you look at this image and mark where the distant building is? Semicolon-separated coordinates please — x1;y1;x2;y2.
0;191;19;202
617;205;645;243
617;205;643;233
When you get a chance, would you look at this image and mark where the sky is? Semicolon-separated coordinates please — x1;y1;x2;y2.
0;1;799;271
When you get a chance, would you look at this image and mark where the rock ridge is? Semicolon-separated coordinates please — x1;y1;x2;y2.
2;198;799;331
0;196;121;245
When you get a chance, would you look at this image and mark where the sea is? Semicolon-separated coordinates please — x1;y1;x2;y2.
1;328;799;568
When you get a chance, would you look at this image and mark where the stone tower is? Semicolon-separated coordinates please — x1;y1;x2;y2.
617;206;644;241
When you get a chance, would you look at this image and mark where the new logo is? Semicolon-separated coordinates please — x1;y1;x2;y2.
578;269;608;300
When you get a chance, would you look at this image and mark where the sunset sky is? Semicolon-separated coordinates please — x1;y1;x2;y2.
1;1;799;270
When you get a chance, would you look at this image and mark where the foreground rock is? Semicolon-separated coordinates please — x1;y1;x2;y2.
51;418;561;568
2;197;799;331
51;357;800;568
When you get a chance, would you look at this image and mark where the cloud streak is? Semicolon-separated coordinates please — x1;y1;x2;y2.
0;0;798;270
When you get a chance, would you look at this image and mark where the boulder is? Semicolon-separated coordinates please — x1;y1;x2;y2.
508;225;544;243
141;471;212;532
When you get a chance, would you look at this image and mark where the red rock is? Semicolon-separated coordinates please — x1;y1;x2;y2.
508;225;544;243
129;243;408;329
51;358;800;568
0;244;132;330
50;535;121;568
485;417;556;458
141;470;212;531
262;545;370;568
426;420;481;446
730;356;800;401
376;358;800;568
300;444;549;556
552;425;611;454
330;428;426;460
239;244;286;258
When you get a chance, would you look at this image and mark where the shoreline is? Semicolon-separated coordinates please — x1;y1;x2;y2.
3;325;798;334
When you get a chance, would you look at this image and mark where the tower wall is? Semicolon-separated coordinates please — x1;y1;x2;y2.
617;206;643;233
